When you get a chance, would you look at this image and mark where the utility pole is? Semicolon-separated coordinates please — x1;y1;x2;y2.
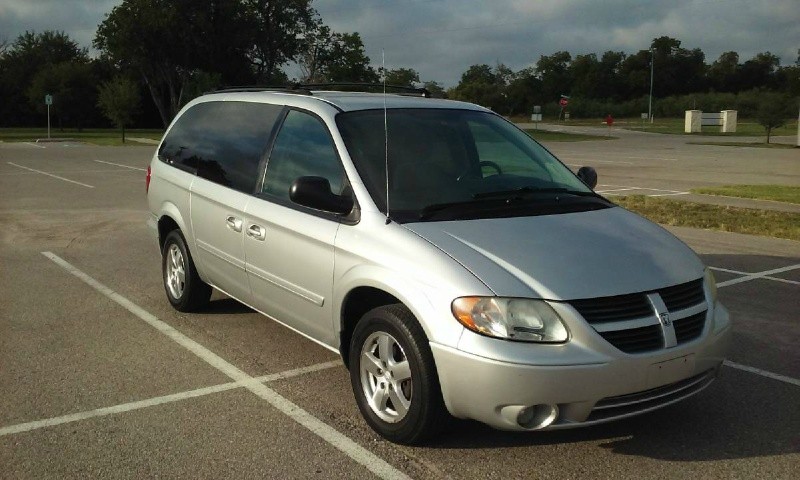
648;47;654;124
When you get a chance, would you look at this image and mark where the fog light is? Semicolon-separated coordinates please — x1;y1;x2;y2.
517;404;559;429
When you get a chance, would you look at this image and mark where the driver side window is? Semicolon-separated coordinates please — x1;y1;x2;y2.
262;110;345;200
468;121;550;180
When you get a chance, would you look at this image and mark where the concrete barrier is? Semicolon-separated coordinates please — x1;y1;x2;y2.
685;110;737;133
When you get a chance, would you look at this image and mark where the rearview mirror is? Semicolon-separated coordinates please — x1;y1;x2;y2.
576;166;598;189
290;176;353;215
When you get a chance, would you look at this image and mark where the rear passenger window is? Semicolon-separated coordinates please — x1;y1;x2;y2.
262;110;345;200
158;101;282;193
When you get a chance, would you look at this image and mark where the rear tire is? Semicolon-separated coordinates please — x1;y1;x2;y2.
349;304;448;444
162;230;211;312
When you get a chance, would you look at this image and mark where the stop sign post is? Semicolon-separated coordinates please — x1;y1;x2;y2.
558;97;569;121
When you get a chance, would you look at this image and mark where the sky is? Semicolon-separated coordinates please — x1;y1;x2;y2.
1;0;798;87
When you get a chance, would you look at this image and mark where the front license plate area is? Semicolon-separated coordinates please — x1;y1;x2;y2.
647;354;695;389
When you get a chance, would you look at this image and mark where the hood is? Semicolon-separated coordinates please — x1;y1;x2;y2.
404;206;703;300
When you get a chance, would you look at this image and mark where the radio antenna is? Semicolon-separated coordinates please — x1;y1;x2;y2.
382;49;391;225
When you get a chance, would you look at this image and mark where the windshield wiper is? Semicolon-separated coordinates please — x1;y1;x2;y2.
473;186;598;200
418;200;480;220
418;188;603;220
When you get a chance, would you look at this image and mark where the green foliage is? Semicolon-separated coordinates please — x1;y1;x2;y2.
448;64;511;111
0;30;91;127
692;185;800;204
97;76;142;142
27;61;96;130
384;68;419;87
422;81;445;97
322;32;378;83
755;93;794;143
95;0;317;126
616;195;800;241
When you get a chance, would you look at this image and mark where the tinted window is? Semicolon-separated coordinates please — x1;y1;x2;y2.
262;110;345;200
158;101;282;193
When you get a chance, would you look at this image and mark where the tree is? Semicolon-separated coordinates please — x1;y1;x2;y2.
738;52;781;91
448;64;506;112
96;0;247;126
95;0;315;126
422;80;445;98
319;32;378;83
97;76;142;142
0;30;89;126
244;0;317;82
385;68;419;87
708;51;740;92
27;61;96;130
756;94;792;143
535;51;572;102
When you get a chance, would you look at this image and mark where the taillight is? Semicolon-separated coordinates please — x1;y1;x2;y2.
146;165;152;193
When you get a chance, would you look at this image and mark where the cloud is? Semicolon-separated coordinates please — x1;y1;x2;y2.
1;0;797;86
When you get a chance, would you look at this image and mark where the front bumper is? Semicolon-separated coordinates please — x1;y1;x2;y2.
430;304;732;431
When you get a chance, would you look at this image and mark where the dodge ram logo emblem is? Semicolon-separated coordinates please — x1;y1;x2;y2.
659;312;671;327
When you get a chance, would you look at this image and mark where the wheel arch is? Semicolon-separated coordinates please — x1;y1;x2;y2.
156;202;190;250
335;266;464;369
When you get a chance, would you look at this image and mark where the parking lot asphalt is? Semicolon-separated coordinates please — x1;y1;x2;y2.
1;138;798;479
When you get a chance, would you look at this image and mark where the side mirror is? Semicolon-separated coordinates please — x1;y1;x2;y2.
290;176;353;215
576;166;598;189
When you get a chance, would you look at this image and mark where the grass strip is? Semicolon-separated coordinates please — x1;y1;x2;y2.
687;141;796;149
0;128;163;146
615;195;800;241
509;117;798;137
691;185;800;204
524;129;615;142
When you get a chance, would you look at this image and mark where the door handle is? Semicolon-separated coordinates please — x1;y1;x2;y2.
247;224;266;241
226;215;243;232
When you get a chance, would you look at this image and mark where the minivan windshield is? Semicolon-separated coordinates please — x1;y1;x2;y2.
337;109;609;222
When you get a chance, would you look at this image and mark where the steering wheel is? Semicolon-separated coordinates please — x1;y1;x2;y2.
479;161;502;176
457;161;503;182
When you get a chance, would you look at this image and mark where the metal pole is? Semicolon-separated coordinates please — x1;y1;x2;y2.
648;47;654;124
796;102;799;147
47;103;51;139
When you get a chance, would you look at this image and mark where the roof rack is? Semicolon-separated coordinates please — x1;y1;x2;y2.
208;85;312;95
206;83;432;98
299;83;431;98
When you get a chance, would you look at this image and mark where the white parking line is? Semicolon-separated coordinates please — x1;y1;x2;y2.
716;264;800;288
24;142;46;149
710;266;800;286
7;162;94;188
596;188;639;193
724;361;800;387
41;252;409;480
93;159;147;171
0;360;341;437
648;192;691;197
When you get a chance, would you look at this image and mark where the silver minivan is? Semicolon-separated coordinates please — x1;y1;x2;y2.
147;87;731;444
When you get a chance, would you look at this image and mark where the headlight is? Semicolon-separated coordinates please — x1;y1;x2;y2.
704;268;718;305
451;297;568;343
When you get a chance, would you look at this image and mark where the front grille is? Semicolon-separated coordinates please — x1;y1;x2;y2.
569;278;704;325
570;293;652;323
586;369;716;423
673;311;706;343
598;324;663;353
569;278;707;354
660;279;705;312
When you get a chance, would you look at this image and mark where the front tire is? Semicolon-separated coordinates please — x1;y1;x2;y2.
349;304;448;444
162;230;212;312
